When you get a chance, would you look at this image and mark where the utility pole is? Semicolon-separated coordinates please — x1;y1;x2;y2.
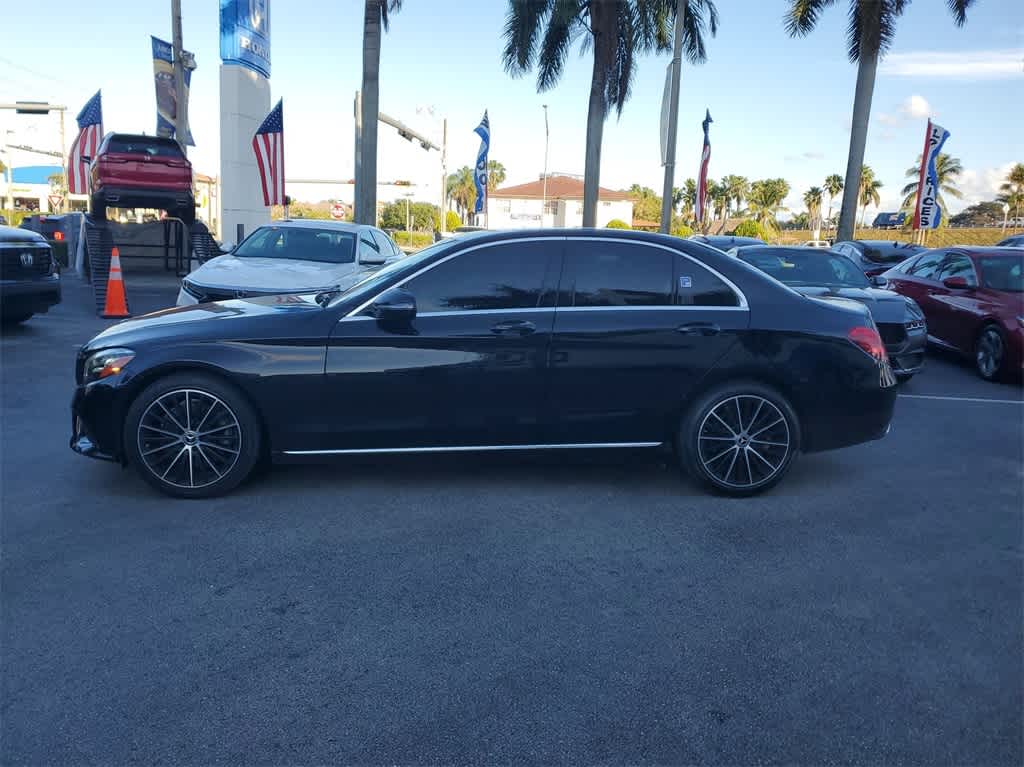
58;109;66;211
542;104;549;226
171;0;187;155
660;0;685;234
353;91;363;224
440;117;447;233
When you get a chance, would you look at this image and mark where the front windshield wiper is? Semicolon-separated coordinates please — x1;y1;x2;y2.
314;285;343;307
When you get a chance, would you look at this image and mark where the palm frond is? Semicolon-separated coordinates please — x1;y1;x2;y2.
946;0;976;26
536;0;584;91
784;0;837;37
380;0;403;31
503;0;556;75
679;0;718;65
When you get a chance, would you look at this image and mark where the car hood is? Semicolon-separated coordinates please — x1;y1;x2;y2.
188;255;367;292
793;286;906;324
83;293;326;353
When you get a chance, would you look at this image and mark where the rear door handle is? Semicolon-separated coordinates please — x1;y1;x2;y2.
677;322;720;336
491;319;536;336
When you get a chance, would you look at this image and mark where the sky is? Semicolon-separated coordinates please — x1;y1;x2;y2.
2;0;1022;219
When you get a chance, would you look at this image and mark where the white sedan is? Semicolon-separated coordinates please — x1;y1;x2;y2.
178;221;404;305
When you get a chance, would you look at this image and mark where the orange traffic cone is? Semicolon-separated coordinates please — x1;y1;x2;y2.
102;247;130;318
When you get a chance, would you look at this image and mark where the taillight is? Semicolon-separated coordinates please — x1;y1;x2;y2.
53;231;64;241
848;326;888;362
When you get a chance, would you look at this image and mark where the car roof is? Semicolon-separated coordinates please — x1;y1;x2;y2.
0;225;46;243
264;220;364;233
735;245;836;256
945;246;1024;257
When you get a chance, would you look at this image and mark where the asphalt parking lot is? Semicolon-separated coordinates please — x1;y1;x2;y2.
2;272;1022;765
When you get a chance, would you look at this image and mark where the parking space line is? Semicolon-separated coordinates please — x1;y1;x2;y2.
898;394;1024;405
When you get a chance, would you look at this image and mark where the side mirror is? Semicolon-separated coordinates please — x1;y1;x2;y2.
219;241;235;254
360;250;387;266
370;287;416;324
942;276;970;290
870;275;888;287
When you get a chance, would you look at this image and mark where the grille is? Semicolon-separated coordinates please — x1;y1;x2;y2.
0;246;52;279
877;322;907;346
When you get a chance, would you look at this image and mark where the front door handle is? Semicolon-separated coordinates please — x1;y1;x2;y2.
491;319;536;336
677;322;720;336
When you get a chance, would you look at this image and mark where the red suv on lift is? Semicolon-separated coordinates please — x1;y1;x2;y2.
881;246;1024;381
88;133;194;223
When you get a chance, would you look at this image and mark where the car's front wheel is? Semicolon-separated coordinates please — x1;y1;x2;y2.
679;382;800;497
123;373;262;498
975;324;1005;381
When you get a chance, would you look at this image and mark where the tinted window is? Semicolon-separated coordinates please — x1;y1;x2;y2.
234;226;356;264
566;243;672;307
739;250;867;289
891;254;920;273
938;255;978;286
403;241;553;313
908;251;944;279
106;136;183;158
978;255;1023;292
676;257;742;305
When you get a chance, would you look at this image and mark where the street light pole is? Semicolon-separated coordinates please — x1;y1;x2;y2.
542;104;549;226
660;0;685;234
1003;202;1010;234
171;0;187;155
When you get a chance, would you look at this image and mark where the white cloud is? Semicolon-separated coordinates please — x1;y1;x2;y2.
899;95;932;119
956;163;1016;209
881;50;1023;79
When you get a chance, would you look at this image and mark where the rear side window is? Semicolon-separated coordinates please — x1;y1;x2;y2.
937;255;978;286
403;241;555;313
908;251;944;279
675;257;741;306
564;242;672;307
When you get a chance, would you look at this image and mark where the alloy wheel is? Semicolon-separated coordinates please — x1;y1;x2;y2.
976;328;1003;379
697;395;791;489
137;389;241;489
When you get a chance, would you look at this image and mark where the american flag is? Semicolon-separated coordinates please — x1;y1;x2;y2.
695;109;713;225
252;99;285;206
67;91;103;195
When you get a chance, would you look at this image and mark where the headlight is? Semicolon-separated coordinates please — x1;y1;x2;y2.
84;348;135;383
181;279;205;300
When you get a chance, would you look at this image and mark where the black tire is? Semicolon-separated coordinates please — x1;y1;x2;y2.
678;381;801;497
1;313;33;325
975;324;1006;382
123;373;262;498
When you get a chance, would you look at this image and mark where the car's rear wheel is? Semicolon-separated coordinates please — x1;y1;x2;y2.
679;382;800;497
123;373;262;498
975;324;1005;381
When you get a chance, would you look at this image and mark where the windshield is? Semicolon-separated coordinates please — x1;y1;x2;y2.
329;238;459;306
234;226;357;264
977;255;1023;292
740;250;870;289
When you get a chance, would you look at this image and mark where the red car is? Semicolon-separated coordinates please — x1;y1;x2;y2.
89;133;194;223
881;247;1024;380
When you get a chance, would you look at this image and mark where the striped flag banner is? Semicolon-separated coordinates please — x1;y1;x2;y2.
253;99;285;206
913;119;950;230
473;110;489;214
695;109;712;226
67;91;103;195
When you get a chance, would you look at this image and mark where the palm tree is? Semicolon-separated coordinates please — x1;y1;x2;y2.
356;0;403;225
899;153;963;220
722;174;749;215
785;0;976;242
823;173;843;235
680;178;698;223
747;178;790;233
857;165;882;229
998;163;1024;225
671;186;684;211
487;160;507;189
503;0;717;227
446;166;477;222
803;186;823;235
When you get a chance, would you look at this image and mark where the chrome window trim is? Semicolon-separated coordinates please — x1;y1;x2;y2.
284;441;663;456
337;304;748;323
343;235;749;319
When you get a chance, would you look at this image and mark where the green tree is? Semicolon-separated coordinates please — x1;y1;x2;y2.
785;0;976;241
803;185;823;233
503;0;717;227
823;173;844;235
998;163;1024;223
446;166;477;222
721;174;749;215
899;153;963;221
605;218;631;229
949;201;1005;227
857;165;882;228
487;160;507;188
356;0;403;225
671;186;684;211
445;210;462;230
746;178;790;233
680;178;698;222
629;183;662;223
733;219;768;240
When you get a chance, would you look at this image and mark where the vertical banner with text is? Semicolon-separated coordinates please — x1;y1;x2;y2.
152;36;194;146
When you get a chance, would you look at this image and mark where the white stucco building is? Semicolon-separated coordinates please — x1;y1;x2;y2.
487;175;633;229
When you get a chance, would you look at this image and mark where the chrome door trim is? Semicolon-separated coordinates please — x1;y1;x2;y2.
283;441;663;456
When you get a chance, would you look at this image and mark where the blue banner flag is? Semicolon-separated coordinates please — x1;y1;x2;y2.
473;111;489;214
152;36;194;146
913;120;950;230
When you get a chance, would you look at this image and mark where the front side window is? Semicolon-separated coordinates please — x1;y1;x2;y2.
908;251;944;280
937;255;978;286
234;226;356;264
401;241;554;313
565;242;672;307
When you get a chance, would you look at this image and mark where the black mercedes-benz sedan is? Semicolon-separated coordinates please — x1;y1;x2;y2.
729;246;927;381
71;229;897;499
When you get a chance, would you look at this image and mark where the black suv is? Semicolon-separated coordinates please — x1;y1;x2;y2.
1;225;61;324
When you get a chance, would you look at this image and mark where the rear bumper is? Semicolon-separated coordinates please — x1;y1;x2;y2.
1;276;61;315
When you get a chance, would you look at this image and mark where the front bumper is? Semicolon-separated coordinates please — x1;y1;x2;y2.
70;382;124;463
1;275;61;315
888;326;927;377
